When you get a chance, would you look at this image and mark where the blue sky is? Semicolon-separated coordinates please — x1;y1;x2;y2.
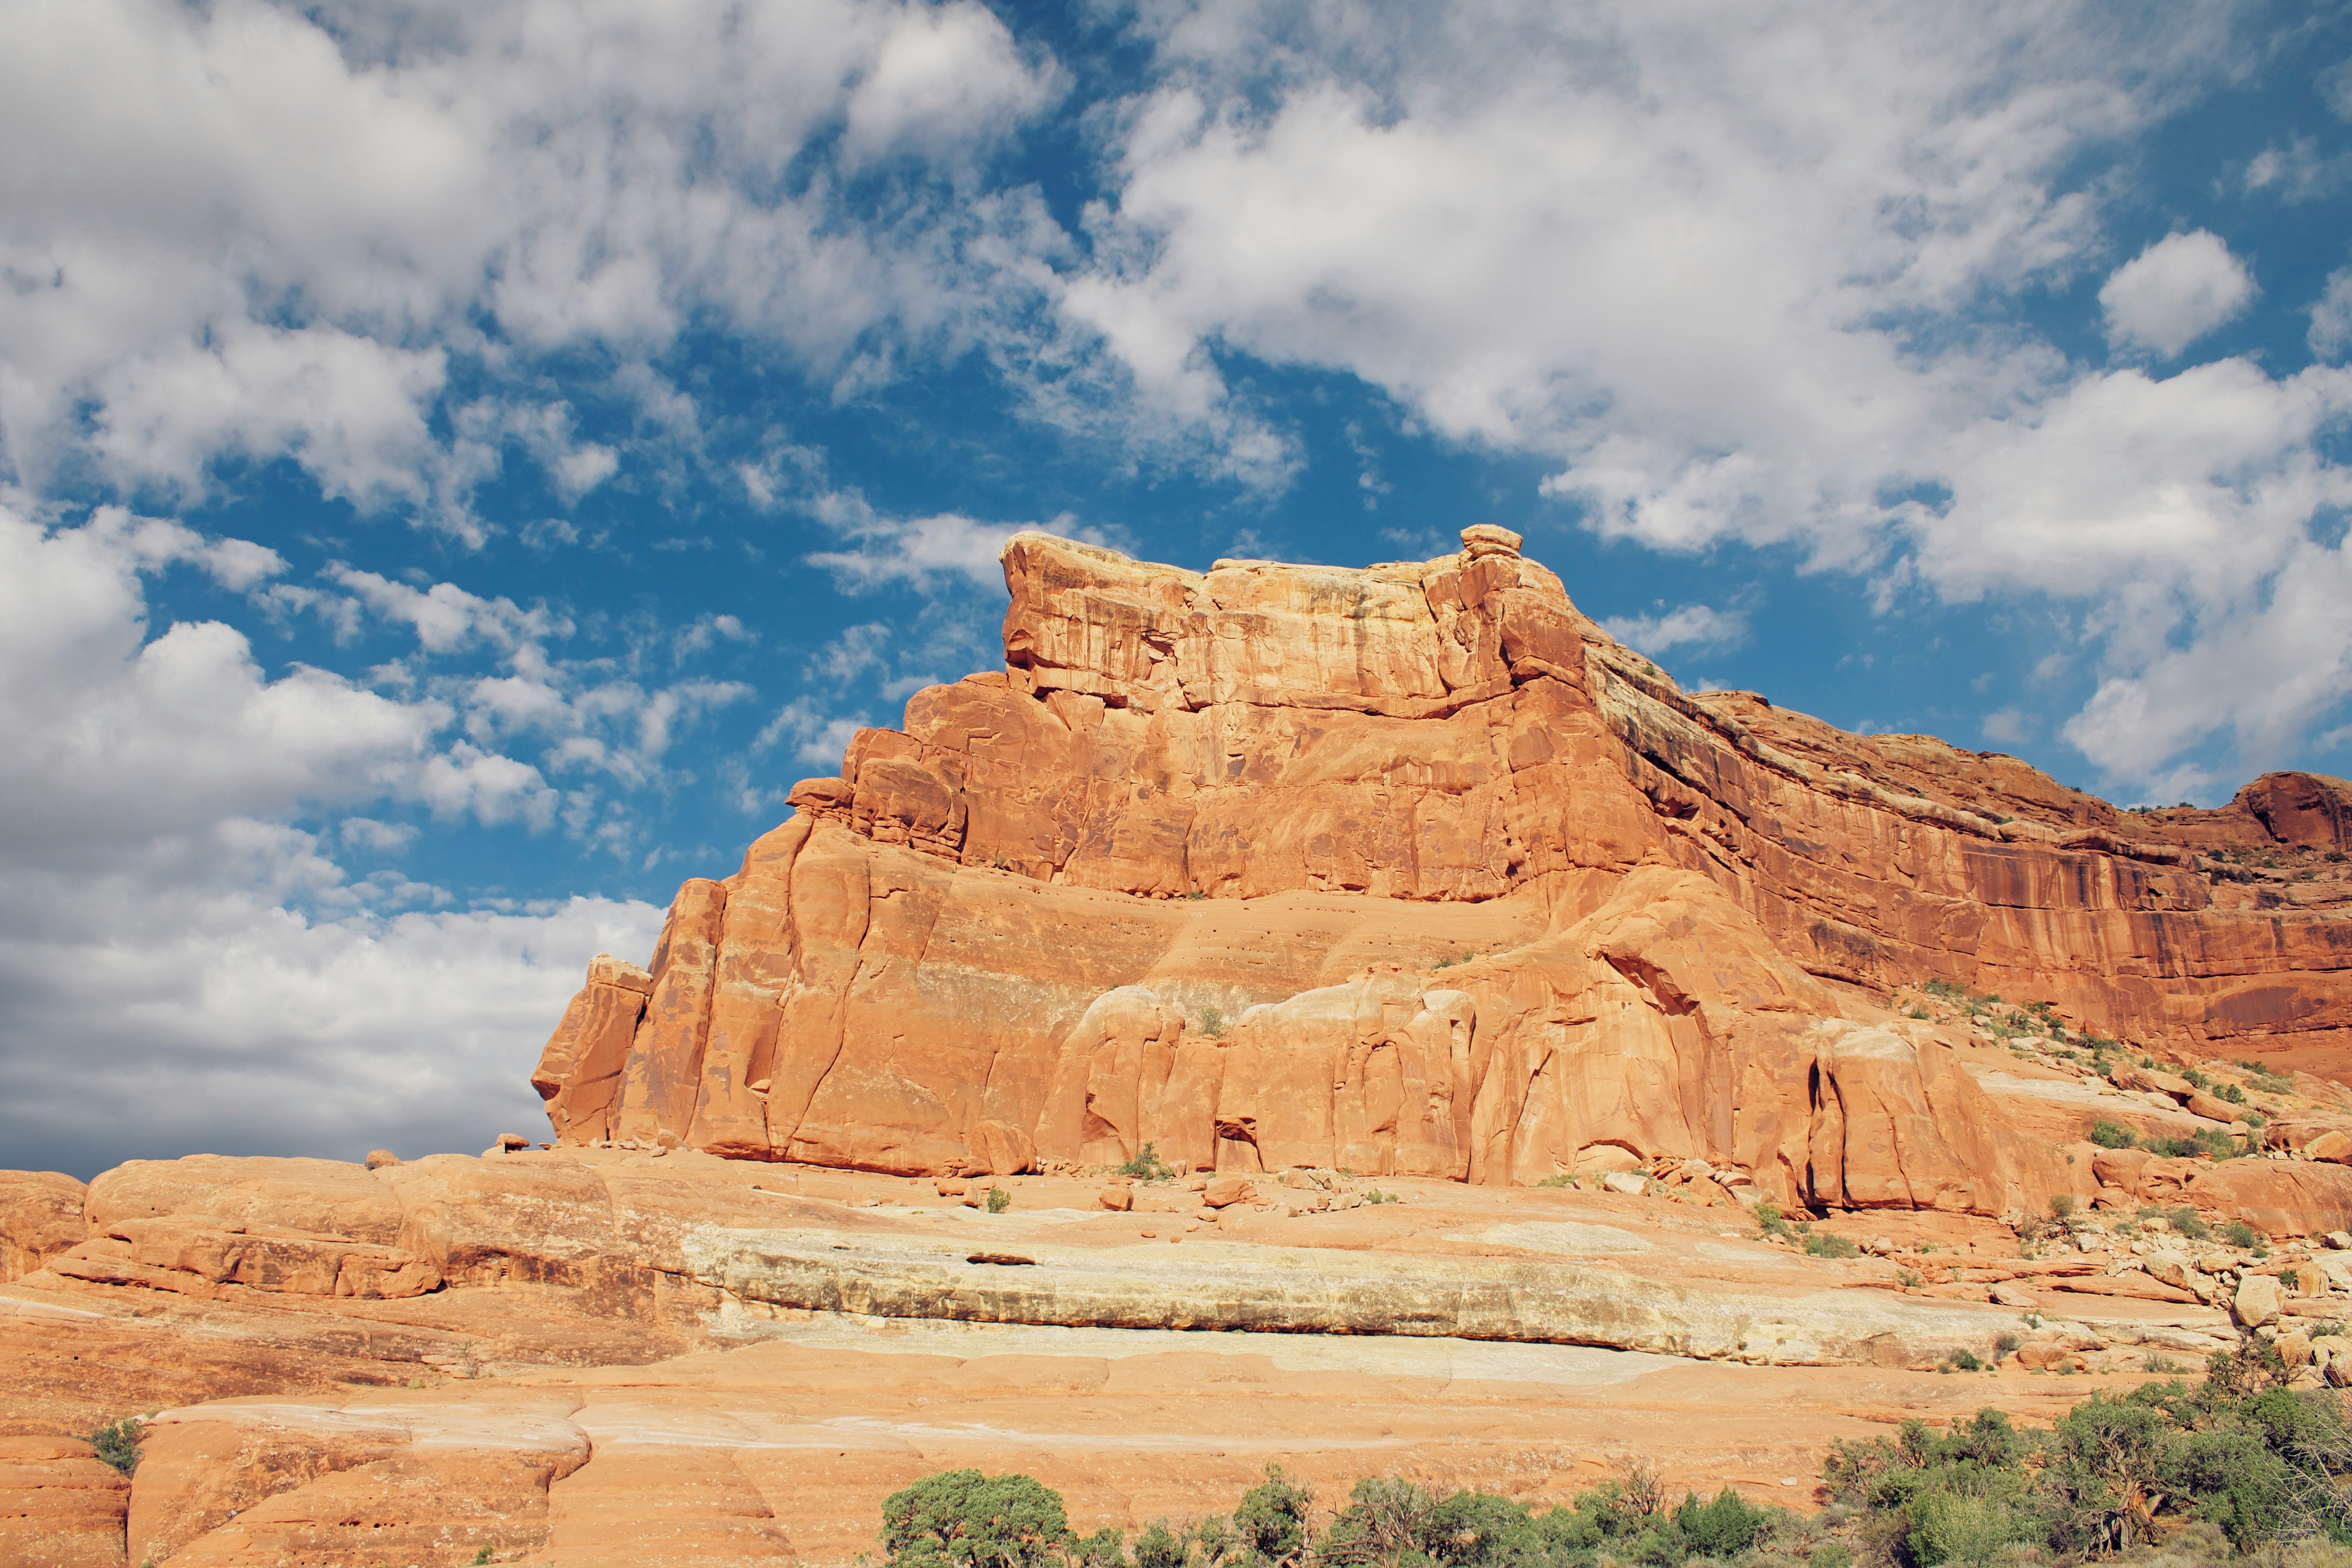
4;0;2350;1176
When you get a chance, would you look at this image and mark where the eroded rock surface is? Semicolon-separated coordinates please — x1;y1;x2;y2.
534;529;2352;1213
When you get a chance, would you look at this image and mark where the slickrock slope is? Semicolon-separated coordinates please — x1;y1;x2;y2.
7;1146;2330;1565
534;528;2352;1216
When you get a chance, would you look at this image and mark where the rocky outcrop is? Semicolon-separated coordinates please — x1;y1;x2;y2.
532;528;2352;1216
0;1172;85;1283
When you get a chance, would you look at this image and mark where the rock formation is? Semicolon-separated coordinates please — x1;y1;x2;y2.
532;528;2352;1216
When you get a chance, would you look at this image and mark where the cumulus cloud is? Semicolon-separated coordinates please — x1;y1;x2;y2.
757;697;871;769
0;0;1063;523
0;506;677;1173
2100;231;2257;358
1029;2;2345;794
802;488;1108;590
1600;604;1749;657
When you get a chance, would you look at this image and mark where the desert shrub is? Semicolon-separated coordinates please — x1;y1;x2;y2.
1535;1173;1579;1189
2049;1194;2076;1220
1198;1004;1226;1038
1116;1143;1177;1181
2220;1081;2247;1104
86;1418;141;1476
2087;1120;2136;1149
1671;1488;1773;1559
1320;1477;1440;1566
986;1185;1011;1213
1233;1465;1316;1568
2152;1127;2243;1161
2222;1218;2260;1250
1364;1189;1400;1205
1754;1199;1794;1240
1804;1232;1860;1259
2167;1206;2213;1241
1132;1521;1185;1568
2184;1067;2211;1090
880;1470;1072;1568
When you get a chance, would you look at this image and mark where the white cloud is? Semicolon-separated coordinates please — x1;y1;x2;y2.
803;488;1097;589
340;817;417;854
757;697;871;770
1017;4;2350;793
0;505;672;1174
2312;266;2352;360
2099;231;2256;358
0;857;662;1177
1600;604;1749;656
1980;707;2034;746
840;2;1061;166
0;0;1063;523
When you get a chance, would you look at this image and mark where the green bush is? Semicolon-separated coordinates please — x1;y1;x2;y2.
1804;1232;1860;1259
2087;1119;2136;1149
1198;1004;1226;1038
2222;1218;2259;1250
1232;1465;1315;1568
1534;1172;1579;1189
986;1185;1011;1214
1114;1143;1177;1181
2049;1193;2076;1220
86;1419;141;1477
1130;1521;1183;1568
880;1470;1072;1568
1753;1199;1793;1240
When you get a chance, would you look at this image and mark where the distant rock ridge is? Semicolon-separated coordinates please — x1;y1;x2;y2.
532;527;2352;1210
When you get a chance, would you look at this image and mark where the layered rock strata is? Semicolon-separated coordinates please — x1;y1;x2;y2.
534;529;2352;1215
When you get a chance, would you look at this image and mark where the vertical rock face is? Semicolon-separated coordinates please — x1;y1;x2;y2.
532;528;2352;1212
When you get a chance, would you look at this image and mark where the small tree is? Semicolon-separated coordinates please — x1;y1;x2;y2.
1232;1465;1315;1568
880;1470;1072;1568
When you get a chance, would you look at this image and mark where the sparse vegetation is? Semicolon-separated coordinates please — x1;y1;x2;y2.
874;1352;2352;1568
986;1185;1011;1214
1198;1004;1226;1038
1535;1172;1580;1189
1804;1231;1861;1259
2222;1218;2260;1250
86;1418;142;1476
1116;1143;1178;1181
1754;1198;1795;1240
2088;1119;2137;1149
2049;1193;2076;1220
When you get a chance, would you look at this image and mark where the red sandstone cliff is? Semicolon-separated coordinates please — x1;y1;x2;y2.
532;528;2352;1211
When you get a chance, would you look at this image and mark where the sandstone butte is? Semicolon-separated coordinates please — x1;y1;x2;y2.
538;526;2352;1214
8;527;2352;1568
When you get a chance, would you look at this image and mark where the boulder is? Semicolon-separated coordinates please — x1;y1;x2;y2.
1203;1177;1257;1209
2234;1273;2283;1328
965;1120;1038;1178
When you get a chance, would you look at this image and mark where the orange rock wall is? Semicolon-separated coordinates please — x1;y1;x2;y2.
531;530;2352;1214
